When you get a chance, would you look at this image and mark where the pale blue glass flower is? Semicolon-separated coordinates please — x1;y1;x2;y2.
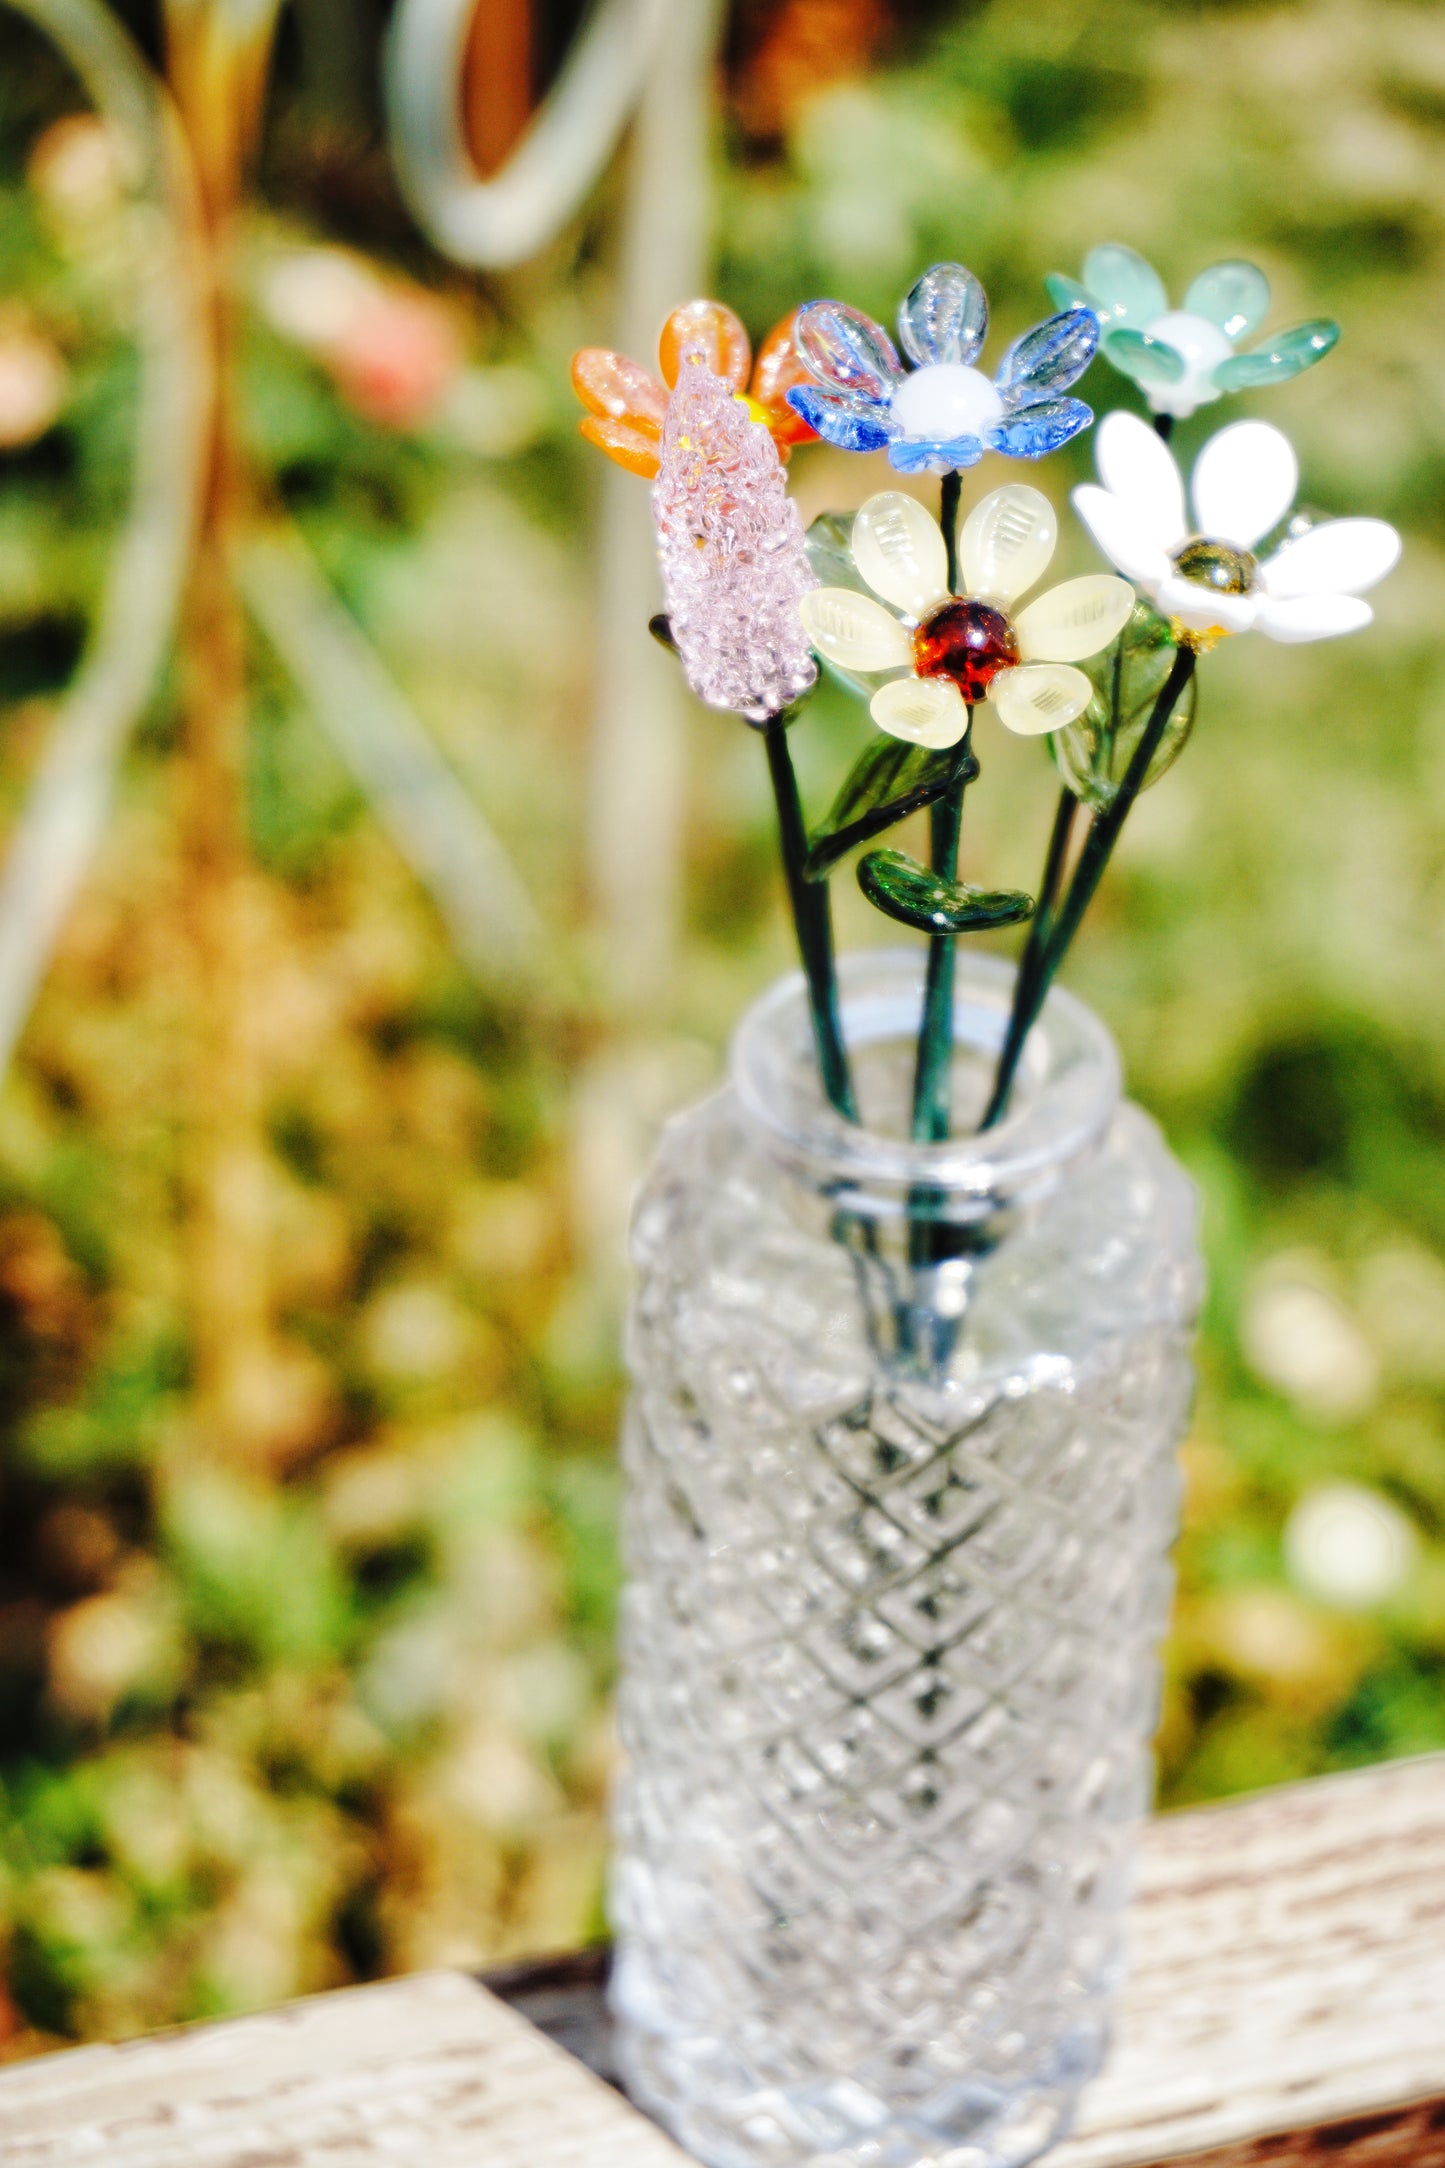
785;263;1098;477
1049;244;1339;420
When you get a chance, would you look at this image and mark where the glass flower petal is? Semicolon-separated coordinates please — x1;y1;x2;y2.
1154;574;1257;634
1252;592;1374;642
571;347;668;424
897;262;989;369
577;414;661;477
869;674;970;748
1100;327;1187;387
987;397;1092;458
796;300;903;400
805;510;866;593
1183;260;1271;341
1072;484;1173;584
959;484;1057;604
1212;319;1340;391
658;300;751;390
751;309;816;445
1015;575;1136;664
1045;272;1094;314
888;433;985;474
996;308;1098;398
786;384;895;453
990;661;1093;736
1095;411;1188;551
1081;243;1168;326
799;587;914;671
852;492;951;617
1191;419;1298;548
1260;517;1401;599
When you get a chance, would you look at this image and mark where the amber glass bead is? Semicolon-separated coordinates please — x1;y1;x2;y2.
913;598;1019;703
1171;537;1257;595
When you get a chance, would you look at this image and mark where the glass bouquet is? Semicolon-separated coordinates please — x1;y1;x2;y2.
572;251;1398;2168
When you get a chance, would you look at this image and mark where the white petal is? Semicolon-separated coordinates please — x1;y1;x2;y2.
851;491;950;617
1154;575;1258;634
1260;517;1401;599
1190;419;1297;548
869;674;970;748
989;662;1092;737
958;484;1056;605
1094;411;1188;550
1015;575;1137;664
1253;593;1374;643
798;587;913;671
1072;485;1171;584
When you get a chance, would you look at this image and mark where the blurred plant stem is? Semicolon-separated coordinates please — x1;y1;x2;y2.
165;0;281;1457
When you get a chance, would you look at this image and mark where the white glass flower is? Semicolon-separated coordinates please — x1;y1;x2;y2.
798;487;1135;748
1073;413;1401;645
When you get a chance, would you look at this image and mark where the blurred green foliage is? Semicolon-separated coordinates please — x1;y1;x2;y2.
0;0;1443;2059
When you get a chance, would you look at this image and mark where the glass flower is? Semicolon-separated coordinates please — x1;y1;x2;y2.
652;339;818;722
786;263;1099;477
571;299;815;478
797;486;1134;747
1073;411;1401;644
1048;245;1339;420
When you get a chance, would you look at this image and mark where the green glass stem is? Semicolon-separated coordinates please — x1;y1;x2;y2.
763;712;858;1123
941;469;962;592
910;723;972;1145
1153;412;1175;444
979;642;1197;1130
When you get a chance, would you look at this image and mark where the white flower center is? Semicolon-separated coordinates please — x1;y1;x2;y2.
1143;309;1235;419
890;363;1005;443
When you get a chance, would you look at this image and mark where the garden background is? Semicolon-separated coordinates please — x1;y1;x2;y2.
0;0;1443;2058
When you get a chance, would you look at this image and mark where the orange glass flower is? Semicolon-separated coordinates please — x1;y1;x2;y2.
571;299;817;478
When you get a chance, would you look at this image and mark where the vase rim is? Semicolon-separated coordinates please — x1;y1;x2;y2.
730;946;1121;1222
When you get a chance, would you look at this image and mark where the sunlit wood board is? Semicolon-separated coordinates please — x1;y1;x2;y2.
0;1754;1441;2166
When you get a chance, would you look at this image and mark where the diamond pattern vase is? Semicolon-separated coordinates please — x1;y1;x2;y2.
610;950;1202;2168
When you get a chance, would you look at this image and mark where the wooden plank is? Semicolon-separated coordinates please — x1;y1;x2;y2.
1056;1754;1445;2166
1;1755;1443;2166
0;1966;691;2167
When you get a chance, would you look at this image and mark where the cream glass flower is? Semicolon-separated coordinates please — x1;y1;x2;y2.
798;487;1135;750
1073;412;1401;645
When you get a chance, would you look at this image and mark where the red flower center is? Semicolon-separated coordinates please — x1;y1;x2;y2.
912;598;1019;704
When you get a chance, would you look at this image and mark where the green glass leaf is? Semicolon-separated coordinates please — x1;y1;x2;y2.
648;612;677;653
1080;243;1167;326
1101;326;1186;386
1212;318;1339;390
858;849;1034;934
1049;600;1198;811
804;737;979;881
1045;272;1094;313
1183;259;1270;341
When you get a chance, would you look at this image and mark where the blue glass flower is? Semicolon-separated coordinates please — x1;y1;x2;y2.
1048;245;1339;420
785;263;1099;477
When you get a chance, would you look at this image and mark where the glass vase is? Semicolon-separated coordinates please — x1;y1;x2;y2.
610;949;1202;2168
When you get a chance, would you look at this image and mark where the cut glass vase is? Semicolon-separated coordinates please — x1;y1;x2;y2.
610;949;1202;2168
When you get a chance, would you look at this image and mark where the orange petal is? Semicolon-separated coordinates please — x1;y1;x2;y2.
658;300;751;391
751;308;818;448
570;347;667;426
578;414;660;478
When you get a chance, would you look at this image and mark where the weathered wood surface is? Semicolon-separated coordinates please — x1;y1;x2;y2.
0;1754;1442;2166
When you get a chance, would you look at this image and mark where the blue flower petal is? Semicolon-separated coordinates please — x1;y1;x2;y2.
795;300;903;401
786;383;895;453
986;398;1092;459
887;433;985;475
897;262;989;368
996;307;1099;400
